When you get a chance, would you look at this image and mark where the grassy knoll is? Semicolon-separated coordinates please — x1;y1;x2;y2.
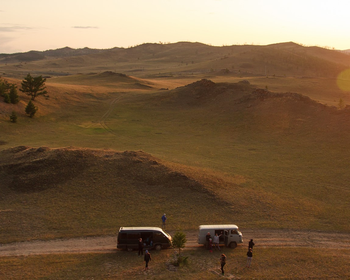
1;247;349;279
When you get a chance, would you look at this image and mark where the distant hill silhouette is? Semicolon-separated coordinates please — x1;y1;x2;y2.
1;42;350;78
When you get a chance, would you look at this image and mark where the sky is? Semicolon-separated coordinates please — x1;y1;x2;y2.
1;0;350;54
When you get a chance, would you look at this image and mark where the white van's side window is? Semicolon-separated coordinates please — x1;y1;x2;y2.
231;230;238;234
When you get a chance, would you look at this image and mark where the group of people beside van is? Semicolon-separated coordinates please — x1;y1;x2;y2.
138;236;255;273
138;238;152;269
205;232;222;252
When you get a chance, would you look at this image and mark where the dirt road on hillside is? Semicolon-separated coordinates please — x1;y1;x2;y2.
1;229;350;257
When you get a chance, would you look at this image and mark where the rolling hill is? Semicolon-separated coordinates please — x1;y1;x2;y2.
1;42;350;79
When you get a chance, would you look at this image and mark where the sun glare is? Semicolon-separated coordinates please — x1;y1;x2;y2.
337;69;350;92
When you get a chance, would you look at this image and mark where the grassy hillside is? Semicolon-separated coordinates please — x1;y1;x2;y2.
1;76;350;245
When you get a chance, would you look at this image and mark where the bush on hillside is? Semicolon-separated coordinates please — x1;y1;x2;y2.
3;93;10;103
10;111;17;123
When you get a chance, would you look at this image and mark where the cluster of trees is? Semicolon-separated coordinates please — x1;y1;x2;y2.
0;74;47;122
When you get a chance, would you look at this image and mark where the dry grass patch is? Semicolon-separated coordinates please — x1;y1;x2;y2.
0;247;349;279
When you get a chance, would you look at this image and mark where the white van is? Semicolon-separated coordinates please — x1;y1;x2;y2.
198;224;243;249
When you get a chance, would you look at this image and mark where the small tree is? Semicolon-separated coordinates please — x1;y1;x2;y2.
9;85;19;104
20;74;47;100
172;231;187;255
10;111;17;123
25;100;38;118
3;93;10;103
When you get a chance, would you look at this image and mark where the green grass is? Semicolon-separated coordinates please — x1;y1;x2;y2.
1;76;350;240
1;247;349;279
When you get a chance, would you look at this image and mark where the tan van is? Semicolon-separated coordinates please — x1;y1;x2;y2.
198;224;243;248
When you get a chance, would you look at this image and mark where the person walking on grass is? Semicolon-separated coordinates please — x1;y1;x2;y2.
246;248;253;268
138;238;143;256
248;239;255;250
161;213;167;229
144;250;151;270
220;254;226;275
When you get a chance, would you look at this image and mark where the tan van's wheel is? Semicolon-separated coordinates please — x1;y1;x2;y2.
155;244;162;251
229;242;237;249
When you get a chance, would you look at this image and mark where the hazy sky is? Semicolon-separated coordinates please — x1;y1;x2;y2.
1;0;349;53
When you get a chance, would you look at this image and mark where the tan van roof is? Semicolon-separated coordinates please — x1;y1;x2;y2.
119;227;164;231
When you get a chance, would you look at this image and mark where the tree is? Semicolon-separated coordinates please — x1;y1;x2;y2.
25;100;38;118
0;78;11;98
10;111;17;123
20;74;47;100
172;231;187;255
9;85;19;104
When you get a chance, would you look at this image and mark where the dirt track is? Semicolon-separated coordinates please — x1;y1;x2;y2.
1;229;350;257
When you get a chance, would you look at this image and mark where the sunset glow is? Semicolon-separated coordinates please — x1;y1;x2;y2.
1;0;349;53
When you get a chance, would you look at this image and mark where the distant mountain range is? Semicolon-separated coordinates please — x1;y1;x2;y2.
1;42;350;79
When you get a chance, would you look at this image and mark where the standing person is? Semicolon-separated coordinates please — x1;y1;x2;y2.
144;250;151;270
220;254;226;275
138;238;143;256
205;232;211;249
161;213;167;229
248;239;255;250
246;248;253;268
208;237;213;253
213;233;221;250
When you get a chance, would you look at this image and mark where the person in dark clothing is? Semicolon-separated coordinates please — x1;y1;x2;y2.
161;213;167;229
248;239;255;250
220;254;226;275
138;238;143;256
246;248;253;267
205;232;211;249
144;250;151;270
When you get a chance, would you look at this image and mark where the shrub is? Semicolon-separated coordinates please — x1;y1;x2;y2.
3;93;10;103
10;111;17;123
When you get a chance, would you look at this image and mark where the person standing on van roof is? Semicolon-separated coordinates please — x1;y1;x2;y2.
161;213;167;229
246;248;253;268
248;239;255;250
220;254;226;275
144;250;151;270
138;238;143;256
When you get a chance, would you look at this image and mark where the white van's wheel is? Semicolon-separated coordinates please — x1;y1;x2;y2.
229;242;237;249
155;244;162;251
127;247;133;252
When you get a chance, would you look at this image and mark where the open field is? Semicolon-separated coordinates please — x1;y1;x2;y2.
1;42;350;278
1;247;350;279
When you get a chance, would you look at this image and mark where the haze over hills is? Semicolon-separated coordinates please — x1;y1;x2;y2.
1;41;350;79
